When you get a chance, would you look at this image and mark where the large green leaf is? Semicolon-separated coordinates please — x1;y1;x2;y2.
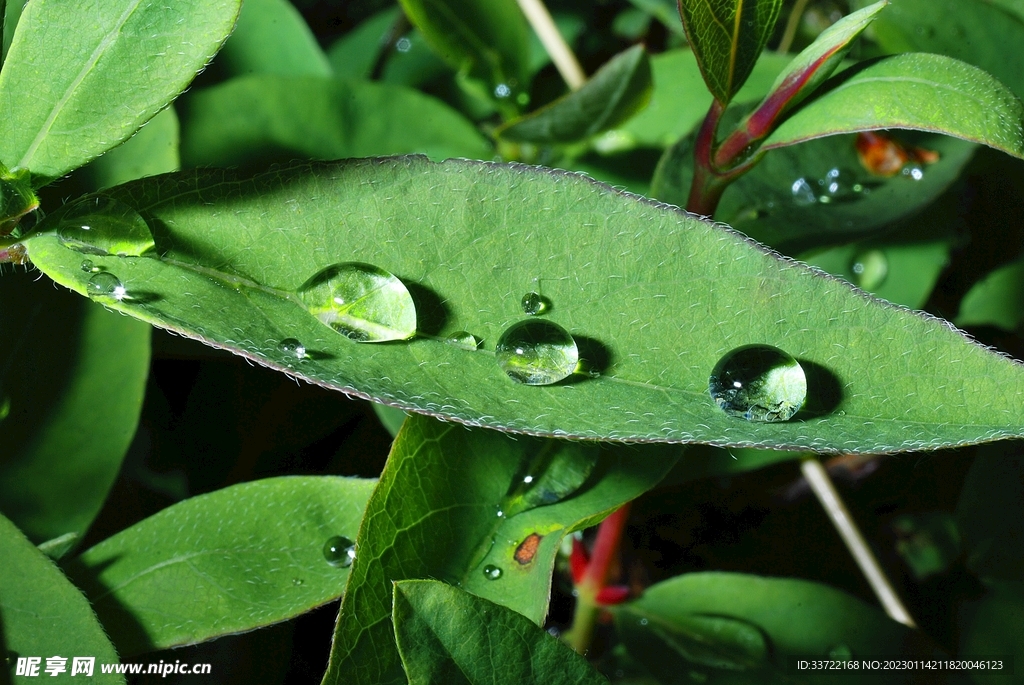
20;157;1024;452
956;258;1024;331
323;414;676;685
496;45;652;144
0;0;240;181
678;0;784;104
0;513;124;684
614;572;944;684
397;0;529;97
0;270;149;544
180;76;491;168
217;0;330;78
64;476;376;656
762;54;1024;159
392;580;609;685
80;106;179;191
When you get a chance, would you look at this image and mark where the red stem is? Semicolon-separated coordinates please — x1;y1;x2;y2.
581;502;632;590
686;99;728;216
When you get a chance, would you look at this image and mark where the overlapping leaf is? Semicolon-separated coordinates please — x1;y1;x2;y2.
20;157;1024;452
64;476;376;655
217;0;331;78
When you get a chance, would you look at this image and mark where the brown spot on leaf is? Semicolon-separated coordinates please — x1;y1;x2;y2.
514;533;542;565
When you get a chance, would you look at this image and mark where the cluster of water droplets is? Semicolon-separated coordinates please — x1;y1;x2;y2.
790;167;867;207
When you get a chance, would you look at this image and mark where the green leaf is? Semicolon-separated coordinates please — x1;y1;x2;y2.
327;8;400;80
323;415;676;685
0;270;149;544
217;0;331;78
397;0;529;95
957;579;1024;683
64;476;376;656
0;512;124;684
762;54;1024;159
626;0;685;34
614;572;941;684
956;258;1024;330
652;130;975;249
392;579;609;685
863;0;1024;101
80;106;179;191
678;0;784;104
21;157;1024;453
496;45;652;144
622;49;793;149
954;446;1024;581
180;76;491;167
0;0;241;182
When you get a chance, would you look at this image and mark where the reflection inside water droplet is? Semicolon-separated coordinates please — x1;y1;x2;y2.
87;272;127;301
279;338;306;359
495;319;578;385
790;178;816;206
297;262;416;342
850;249;888;290
483;564;503;580
323;535;356;567
709;345;806;422
57;195;155;257
447;331;480;350
521;291;548;316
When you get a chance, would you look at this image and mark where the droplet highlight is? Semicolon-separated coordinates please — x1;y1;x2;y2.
86;272;127;301
482;564;503;580
57;195;155;257
80;259;100;273
298;263;416;342
279;338;306;359
709;345;806;422
850;249;888;290
447;331;480;350
495;319;579;385
790;178;816;206
323;535;356;568
521;291;548;316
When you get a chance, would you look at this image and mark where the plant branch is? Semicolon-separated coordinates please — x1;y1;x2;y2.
515;0;586;91
800;456;917;628
777;0;811;54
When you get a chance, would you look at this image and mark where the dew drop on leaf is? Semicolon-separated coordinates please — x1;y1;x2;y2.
850;249;888;290
298;263;416;342
520;291;548;315
80;259;99;273
709;345;806;422
482;564;503;580
446;331;480;350
323;535;356;568
495;319;579;385
86;272;127;301
790;178;817;206
57;195;155;257
278;338;306;359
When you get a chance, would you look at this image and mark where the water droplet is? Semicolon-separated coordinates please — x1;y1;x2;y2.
57;195;155;257
790;178;816;206
292;578;304;586
395;36;411;52
852;183;864;193
639;618;649;626
495;319;578;385
323;536;356;568
903;165;924;181
709;345;806;422
494;83;511;98
86;272;128;301
850;249;888;290
278;338;306;359
521;291;549;316
447;331;480;350
80;259;100;273
523;475;533;483
483;564;503;580
298;263;416;342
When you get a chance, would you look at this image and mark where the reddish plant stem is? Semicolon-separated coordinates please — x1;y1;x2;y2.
686;99;728;216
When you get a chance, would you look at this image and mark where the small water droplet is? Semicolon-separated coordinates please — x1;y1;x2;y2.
903;165;924;181
709;345;806;422
447;331;480;350
279;338;306;359
80;259;100;273
323;536;356;567
395;36;411;52
639;618;649;626
57;195;155;257
87;272;128;301
292;578;304;586
852;183;864;193
523;475;533;483
790;178;816;206
298;263;416;342
850;249;888;290
483;564;503;580
495;319;579;385
521;291;548;316
494;83;511;98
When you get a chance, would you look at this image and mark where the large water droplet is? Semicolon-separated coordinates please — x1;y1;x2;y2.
709;345;806;422
851;249;888;290
298;263;416;342
482;564;503;580
57;195;155;257
447;331;480;350
323;536;356;567
86;272;128;301
279;338;306;359
521;291;549;316
790;178;816;206
495;319;578;385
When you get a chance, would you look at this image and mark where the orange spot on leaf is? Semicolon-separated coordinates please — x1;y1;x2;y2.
514;533;542;566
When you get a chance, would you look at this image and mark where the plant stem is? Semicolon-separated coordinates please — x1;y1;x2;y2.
563;502;632;654
800;456;917;628
515;0;586;91
687;100;730;215
777;0;811;54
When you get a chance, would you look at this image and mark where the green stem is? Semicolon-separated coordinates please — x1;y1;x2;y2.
777;0;811;54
